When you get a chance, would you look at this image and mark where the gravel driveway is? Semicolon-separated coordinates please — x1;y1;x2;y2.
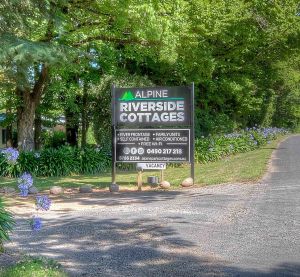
2;135;300;276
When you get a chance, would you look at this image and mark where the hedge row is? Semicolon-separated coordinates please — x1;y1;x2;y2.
0;147;111;177
0;127;288;177
195;127;288;163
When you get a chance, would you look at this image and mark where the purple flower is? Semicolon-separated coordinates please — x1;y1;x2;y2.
17;173;33;197
18;184;29;197
1;147;19;164
30;217;42;231
35;195;51;211
18;173;33;188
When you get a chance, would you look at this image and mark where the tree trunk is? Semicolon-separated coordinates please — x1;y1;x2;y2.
81;85;88;148
16;65;48;151
5;105;13;147
66;108;79;147
17;89;36;151
34;111;42;150
66;114;79;147
6;125;13;147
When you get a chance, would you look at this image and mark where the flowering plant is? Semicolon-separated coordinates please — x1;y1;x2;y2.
35;195;51;211
0;147;19;177
17;172;33;197
195;127;288;163
0;149;52;240
16;173;52;231
1;148;19;165
29;216;42;231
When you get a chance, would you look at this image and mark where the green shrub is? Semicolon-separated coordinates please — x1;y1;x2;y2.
78;147;111;174
38;146;79;177
42;131;67;149
195;127;288;163
0;257;67;277
0;127;288;177
0;197;15;252
18;151;39;176
0;146;111;177
0;154;20;178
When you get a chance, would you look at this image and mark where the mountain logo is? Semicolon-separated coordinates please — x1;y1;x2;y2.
120;91;135;101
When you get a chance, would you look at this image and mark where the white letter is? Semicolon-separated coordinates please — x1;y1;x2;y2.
120;103;128;112
177;101;184;111
128;113;137;122
151;113;161;122
120;113;128;122
169;112;177;121
148;102;156;111
167;102;177;111
140;102;148;112
161;112;170;122
177;112;184;121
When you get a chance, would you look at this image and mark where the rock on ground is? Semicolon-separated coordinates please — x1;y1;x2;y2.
181;177;194;187
50;186;64;195
160;181;171;189
79;185;93;193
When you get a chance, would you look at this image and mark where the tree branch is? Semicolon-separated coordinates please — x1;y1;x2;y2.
73;34;159;47
67;20;102;34
32;65;49;103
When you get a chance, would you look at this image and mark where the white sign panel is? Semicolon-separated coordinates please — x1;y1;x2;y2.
136;163;166;170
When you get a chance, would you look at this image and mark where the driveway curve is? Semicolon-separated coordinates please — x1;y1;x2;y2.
3;135;300;276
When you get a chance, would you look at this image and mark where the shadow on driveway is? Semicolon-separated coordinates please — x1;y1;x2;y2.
5;215;300;277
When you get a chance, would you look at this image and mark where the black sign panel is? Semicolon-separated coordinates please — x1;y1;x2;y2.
114;86;191;127
116;129;190;163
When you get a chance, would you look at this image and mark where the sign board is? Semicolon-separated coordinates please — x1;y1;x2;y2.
116;129;190;162
136;163;166;170
114;86;191;127
111;84;195;187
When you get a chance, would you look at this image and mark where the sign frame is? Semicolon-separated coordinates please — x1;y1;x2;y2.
111;84;195;187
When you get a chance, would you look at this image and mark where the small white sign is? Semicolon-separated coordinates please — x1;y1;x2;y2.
137;163;166;170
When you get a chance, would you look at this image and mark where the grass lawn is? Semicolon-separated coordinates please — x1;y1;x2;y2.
0;257;67;277
0;136;287;191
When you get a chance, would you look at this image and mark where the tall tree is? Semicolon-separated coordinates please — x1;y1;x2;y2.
0;0;182;150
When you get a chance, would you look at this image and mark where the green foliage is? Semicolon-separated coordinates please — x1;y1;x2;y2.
195;127;288;163
195;110;237;137
35;147;78;177
91;72;154;147
172;0;300;132
0;155;19;178
0;0;299;147
78;147;111;175
42;131;67;149
17;151;39;176
0;127;288;177
0;257;67;277
86;126;97;145
0;146;110;177
0;197;15;251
